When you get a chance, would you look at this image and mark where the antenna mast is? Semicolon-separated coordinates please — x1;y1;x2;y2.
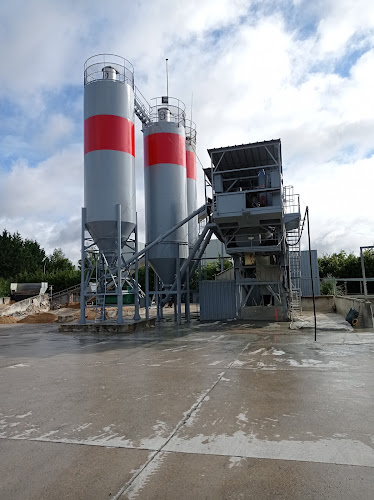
166;58;169;98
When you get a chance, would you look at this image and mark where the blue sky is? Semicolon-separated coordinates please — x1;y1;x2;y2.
0;0;373;263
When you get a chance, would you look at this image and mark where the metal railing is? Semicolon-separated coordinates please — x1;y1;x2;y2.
283;185;300;215
84;54;134;88
283;186;302;317
149;96;186;125
185;119;197;145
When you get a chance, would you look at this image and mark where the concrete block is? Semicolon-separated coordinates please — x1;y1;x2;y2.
333;296;373;329
58;318;156;335
57;313;75;323
301;296;334;313
240;306;288;321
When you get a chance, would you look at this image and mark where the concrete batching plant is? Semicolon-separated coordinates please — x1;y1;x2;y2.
79;53;302;326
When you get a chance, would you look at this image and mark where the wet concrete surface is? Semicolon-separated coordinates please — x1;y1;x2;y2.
0;319;373;499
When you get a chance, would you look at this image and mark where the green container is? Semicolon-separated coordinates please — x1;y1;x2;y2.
104;286;134;305
123;285;134;305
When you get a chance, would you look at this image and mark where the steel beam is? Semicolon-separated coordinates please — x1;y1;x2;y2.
116;204;123;324
80;207;87;324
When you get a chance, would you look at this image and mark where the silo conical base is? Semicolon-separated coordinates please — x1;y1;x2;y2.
150;257;186;288
86;220;135;253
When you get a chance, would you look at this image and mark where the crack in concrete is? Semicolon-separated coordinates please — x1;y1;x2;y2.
113;341;252;499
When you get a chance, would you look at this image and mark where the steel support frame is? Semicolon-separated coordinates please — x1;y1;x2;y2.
360;246;374;299
79;205;141;325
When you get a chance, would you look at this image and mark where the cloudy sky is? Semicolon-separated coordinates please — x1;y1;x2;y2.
0;0;373;264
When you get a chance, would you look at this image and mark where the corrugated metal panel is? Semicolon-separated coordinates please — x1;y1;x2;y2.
300;250;321;296
200;280;237;320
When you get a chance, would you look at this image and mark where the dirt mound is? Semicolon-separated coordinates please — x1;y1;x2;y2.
0;316;18;324
85;309;101;320
18;312;58;324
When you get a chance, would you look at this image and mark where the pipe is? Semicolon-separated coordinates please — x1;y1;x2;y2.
161;223;215;306
123;204;207;269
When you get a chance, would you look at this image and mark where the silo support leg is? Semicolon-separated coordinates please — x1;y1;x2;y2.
145;251;150;320
116;204;123;324
133;215;141;321
177;245;182;325
185;265;190;323
79;207;87;324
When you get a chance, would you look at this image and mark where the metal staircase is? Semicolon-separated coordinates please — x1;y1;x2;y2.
134;86;151;125
283;186;302;318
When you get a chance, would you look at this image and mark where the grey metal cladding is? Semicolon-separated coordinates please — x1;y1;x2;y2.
300;250;321;296
85;150;136;226
200;280;237;320
144;120;188;285
143;120;184;138
187;177;198;247
84;80;134;120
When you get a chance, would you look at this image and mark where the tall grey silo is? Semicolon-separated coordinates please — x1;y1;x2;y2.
84;54;136;253
143;97;188;286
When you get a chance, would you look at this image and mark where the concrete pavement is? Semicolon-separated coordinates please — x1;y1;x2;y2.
0;320;373;499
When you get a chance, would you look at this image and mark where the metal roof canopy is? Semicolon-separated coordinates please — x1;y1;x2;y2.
205;139;282;182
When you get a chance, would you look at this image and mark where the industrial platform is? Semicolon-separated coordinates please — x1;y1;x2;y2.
1;319;373;499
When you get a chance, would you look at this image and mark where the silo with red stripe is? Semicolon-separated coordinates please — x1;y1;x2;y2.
83;54;136;253
144;97;188;286
185;120;198;249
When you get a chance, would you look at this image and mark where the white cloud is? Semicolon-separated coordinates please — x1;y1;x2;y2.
38;113;75;150
315;0;374;56
0;0;374;263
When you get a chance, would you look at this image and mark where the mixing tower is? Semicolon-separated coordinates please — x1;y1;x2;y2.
205;139;300;320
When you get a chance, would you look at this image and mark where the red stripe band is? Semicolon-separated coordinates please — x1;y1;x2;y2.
144;133;186;168
186;150;197;180
84;115;135;156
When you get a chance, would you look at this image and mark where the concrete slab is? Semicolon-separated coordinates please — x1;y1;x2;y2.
0;439;150;500
121;451;374;500
1;320;373;499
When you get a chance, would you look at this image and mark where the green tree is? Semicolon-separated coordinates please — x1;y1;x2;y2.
46;248;75;273
318;248;374;294
0;230;46;279
0;231;80;295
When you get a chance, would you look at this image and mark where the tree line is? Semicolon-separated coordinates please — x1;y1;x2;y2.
2;227;371;297
318;249;374;294
0;230;80;296
0;229;233;298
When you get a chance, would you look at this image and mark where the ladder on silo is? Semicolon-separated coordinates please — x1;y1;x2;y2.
284;186;302;318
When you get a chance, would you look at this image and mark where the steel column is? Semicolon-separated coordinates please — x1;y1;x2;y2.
360;247;368;299
133;213;141;321
176;244;182;325
145;251;149;320
80;207;87;324
116;204;123;324
185;264;190;323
